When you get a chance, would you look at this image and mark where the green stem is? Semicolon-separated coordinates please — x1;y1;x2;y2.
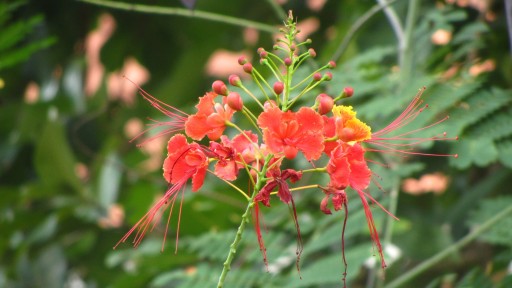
217;155;272;288
80;0;278;34
332;0;398;61
376;0;404;52
384;203;512;288
265;0;287;20
400;0;420;84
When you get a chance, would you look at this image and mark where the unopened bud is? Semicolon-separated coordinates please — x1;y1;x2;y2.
212;80;228;96
263;100;277;110
313;73;322;81
259;50;268;58
227;92;243;111
273;44;279;50
305;38;312;44
343;86;354;97
308;48;316;58
228;74;242;87
273;82;284;95
290;44;297;51
284;57;292;66
323;72;333;81
243;63;253;74
316;94;334;115
328;60;336;69
257;47;265;54
238;56;247;65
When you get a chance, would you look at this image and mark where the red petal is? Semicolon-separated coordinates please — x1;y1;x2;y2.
346;144;371;190
185;114;211;140
195;92;217;115
214;160;238;181
191;165;207;192
297;107;323;132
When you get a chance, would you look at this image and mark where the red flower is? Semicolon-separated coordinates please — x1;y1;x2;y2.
255;168;302;206
258;107;324;160
210;131;260;181
163;134;208;192
327;142;371;191
254;167;304;272
116;134;209;252
185;92;235;141
326;142;397;269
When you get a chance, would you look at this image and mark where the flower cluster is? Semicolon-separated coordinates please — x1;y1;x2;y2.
115;11;458;285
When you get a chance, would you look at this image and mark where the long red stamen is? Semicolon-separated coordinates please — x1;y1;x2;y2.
356;189;386;269
114;177;188;250
366;87;458;158
289;197;303;278
253;203;269;269
123;76;188;145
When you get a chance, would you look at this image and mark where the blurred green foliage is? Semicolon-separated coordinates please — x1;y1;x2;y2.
1;0;512;287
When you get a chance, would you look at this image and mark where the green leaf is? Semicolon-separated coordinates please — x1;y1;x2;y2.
450;138;498;169
34;117;81;191
97;152;122;208
468;196;512;247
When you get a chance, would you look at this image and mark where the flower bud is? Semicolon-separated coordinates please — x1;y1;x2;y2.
290;44;297;51
305;38;312;44
273;44;279;50
263;100;277;110
273;81;284;95
212;80;228;96
308;48;316;58
284;57;292;66
323;72;333;81
243;63;253;74
259;50;268;59
238;56;247;65
328;60;336;69
228;74;241;87
313;72;322;81
344;86;354;97
257;47;265;54
316;94;334;115
227;92;243;111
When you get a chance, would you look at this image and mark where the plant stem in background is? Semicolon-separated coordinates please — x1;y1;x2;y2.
400;0;420;84
265;0;287;20
376;0;404;62
505;0;512;54
80;0;278;34
384;203;512;288
332;0;398;62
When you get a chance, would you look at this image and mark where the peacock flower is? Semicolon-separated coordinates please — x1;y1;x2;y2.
185;92;236;141
116;134;208;252
163;134;208;192
257;106;324;160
